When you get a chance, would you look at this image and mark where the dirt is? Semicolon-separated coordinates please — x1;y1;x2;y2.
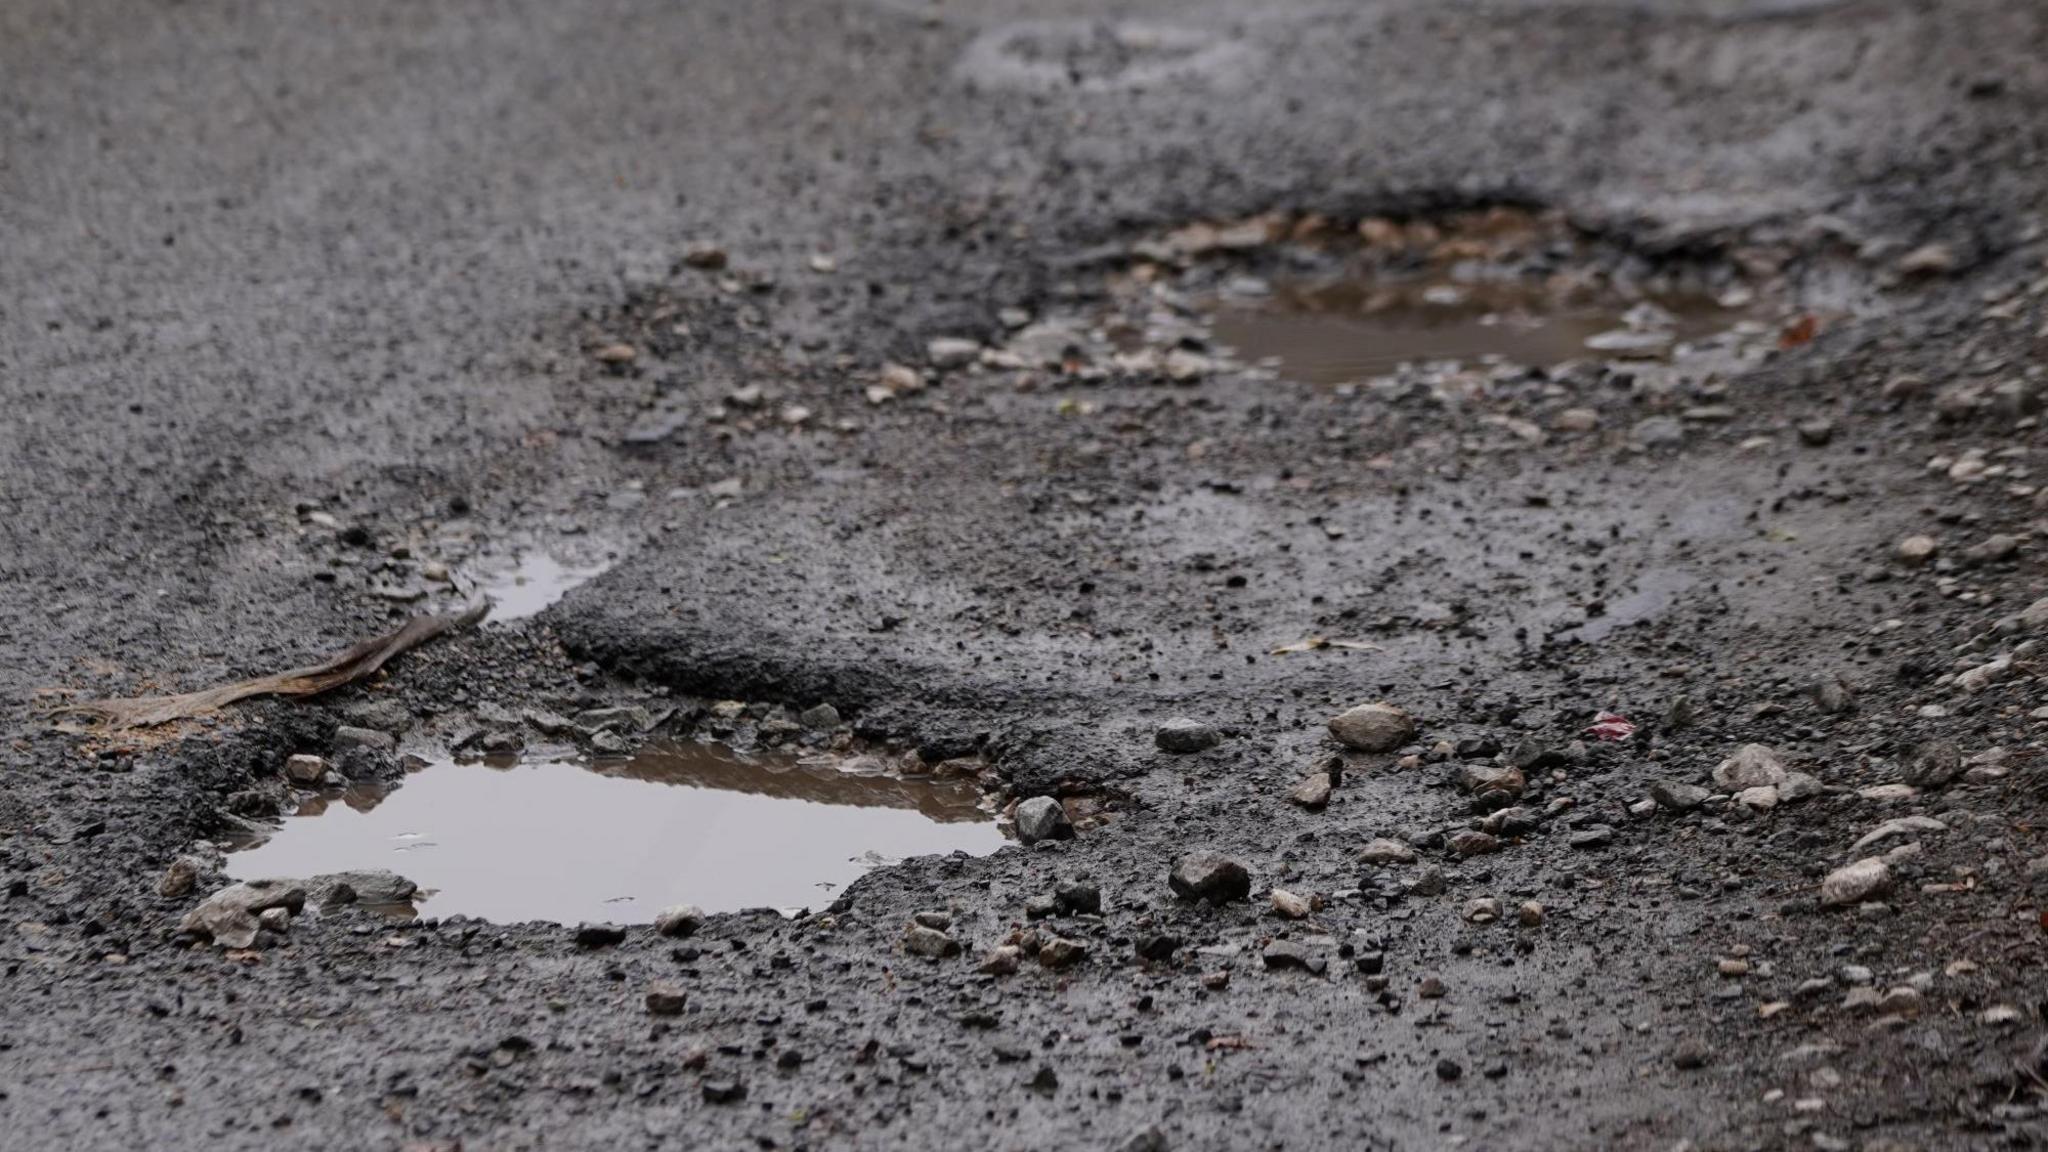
4;1;2048;1149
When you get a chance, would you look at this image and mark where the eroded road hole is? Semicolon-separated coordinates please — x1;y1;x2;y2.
477;551;613;622
227;741;1004;923
1209;275;1747;384
1165;208;1763;385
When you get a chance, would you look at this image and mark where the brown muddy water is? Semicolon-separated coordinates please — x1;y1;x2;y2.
226;742;1004;923
1210;278;1747;384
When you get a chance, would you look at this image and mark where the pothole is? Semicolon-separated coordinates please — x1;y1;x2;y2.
1207;277;1750;385
476;551;613;622
225;741;1005;923
1143;208;1769;385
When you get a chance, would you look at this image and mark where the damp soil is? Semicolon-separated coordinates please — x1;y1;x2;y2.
226;742;1003;923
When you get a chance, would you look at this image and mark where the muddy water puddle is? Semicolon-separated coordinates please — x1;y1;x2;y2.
227;742;1003;923
1210;279;1748;384
477;552;611;621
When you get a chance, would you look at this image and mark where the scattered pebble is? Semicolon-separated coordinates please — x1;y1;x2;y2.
1169;852;1252;904
1015;796;1074;845
645;982;688;1016
1327;702;1416;752
1820;858;1892;907
1155;718;1222;754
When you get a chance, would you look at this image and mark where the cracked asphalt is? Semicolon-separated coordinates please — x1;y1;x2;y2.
5;0;2048;1148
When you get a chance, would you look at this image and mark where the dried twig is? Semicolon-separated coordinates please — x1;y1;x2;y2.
44;602;488;732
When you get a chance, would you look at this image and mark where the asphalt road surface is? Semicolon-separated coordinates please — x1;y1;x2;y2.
4;1;2048;1148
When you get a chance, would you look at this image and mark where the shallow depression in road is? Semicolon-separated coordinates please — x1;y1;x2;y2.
478;552;612;622
1210;278;1746;385
227;742;1004;923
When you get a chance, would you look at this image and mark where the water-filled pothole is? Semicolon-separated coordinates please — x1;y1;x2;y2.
1102;207;1773;386
1210;281;1748;385
477;552;612;622
227;742;1004;923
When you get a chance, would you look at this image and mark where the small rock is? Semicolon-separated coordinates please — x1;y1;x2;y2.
1651;780;1710;812
1880;986;1923;1017
1261;939;1325;973
681;244;728;270
701;1079;745;1104
927;337;981;369
980;946;1022;976
1672;1038;1711;1070
1630;416;1685;448
574;924;627;949
1778;773;1824;803
1895;535;1939;567
1850;816;1947;853
256;906;291;934
798;703;841;729
1447;831;1501;857
645;982;688;1016
1464;897;1502;924
1796;418;1836;447
1734;785;1780;812
1270;889;1313;920
1980;1004;2022;1027
1810;674;1855;714
1456;763;1526;800
913;910;953;930
1053;880;1101;916
1435;1058;1463;1081
1820;858;1892;907
1289;772;1333;809
283;754;328;786
654;904;704;938
1134;934;1181;962
1417;975;1447;999
1327;702;1416;752
1155;718;1221;754
1567;826;1614;849
522;708;574;735
1015;796;1074;845
1358;838;1417;865
903;925;960;959
178;880;307;950
310;869;416;906
1713;744;1789;790
332;725;397;754
158;856;202;899
1517;901;1544;927
1408;869;1449;897
1896;242;1958;277
1169;852;1252;904
1038;937;1088;969
1963;534;2020;566
1900;741;1964;789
